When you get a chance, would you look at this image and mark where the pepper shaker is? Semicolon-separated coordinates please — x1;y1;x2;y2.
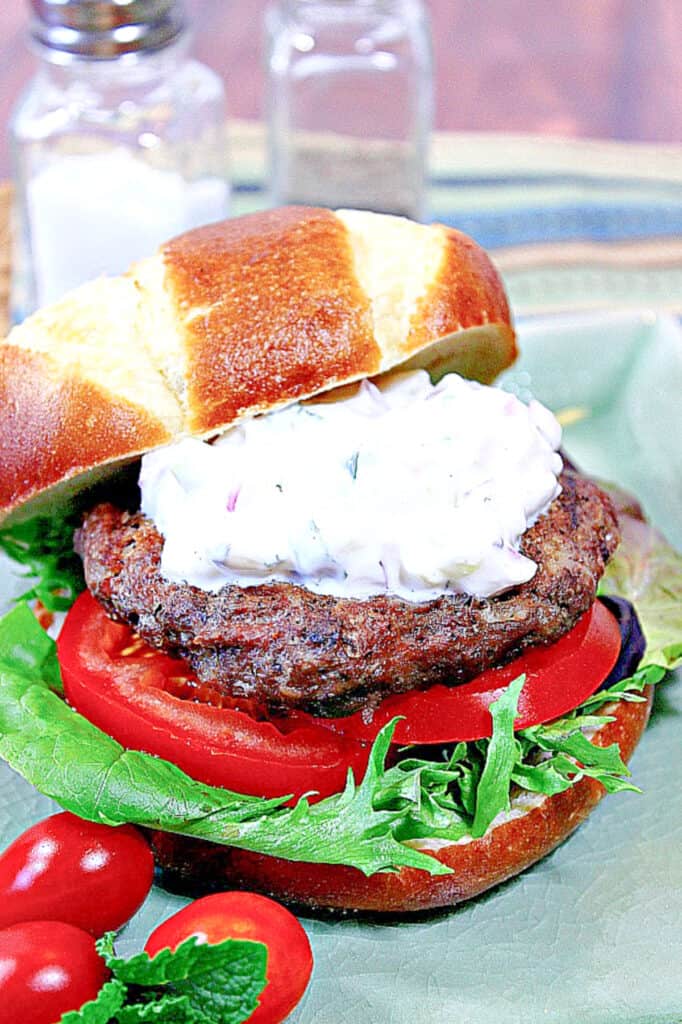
10;0;229;320
265;0;433;220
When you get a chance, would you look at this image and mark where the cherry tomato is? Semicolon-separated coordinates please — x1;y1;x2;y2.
0;812;154;937
0;920;109;1024
145;892;313;1024
58;591;369;801
314;601;622;743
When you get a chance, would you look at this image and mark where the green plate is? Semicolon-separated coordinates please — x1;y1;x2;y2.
1;311;680;1024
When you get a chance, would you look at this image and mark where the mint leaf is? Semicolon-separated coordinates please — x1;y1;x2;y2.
58;979;126;1024
116;994;200;1023
99;935;267;1024
97;933;266;1024
93;938;226;1022
471;674;526;838
99;935;264;989
171;942;267;1024
0;512;84;611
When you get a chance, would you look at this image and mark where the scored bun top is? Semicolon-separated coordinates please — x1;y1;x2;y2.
0;207;515;525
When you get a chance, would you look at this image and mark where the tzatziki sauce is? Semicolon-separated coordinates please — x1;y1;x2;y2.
139;370;563;602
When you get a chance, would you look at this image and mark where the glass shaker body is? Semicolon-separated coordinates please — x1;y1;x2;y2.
10;38;228;320
266;0;433;219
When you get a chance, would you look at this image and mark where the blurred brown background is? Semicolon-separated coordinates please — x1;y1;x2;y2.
0;0;680;180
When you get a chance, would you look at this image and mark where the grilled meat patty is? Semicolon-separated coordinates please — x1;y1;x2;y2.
76;470;619;715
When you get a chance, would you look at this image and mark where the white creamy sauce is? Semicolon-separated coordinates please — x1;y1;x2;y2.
139;370;563;601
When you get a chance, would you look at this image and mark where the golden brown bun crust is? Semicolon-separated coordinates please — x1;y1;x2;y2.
0;346;173;517
149;691;652;914
162;208;380;434
0;208;515;524
406;227;512;354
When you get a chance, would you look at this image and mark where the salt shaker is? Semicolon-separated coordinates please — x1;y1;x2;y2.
10;0;229;320
265;0;433;220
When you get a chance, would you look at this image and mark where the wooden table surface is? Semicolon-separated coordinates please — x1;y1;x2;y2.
0;0;680;183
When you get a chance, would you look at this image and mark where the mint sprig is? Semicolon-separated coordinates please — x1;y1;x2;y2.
115;994;200;1023
94;933;267;1024
57;933;267;1024
59;979;126;1024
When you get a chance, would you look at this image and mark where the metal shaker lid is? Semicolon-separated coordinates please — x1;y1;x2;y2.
30;0;186;58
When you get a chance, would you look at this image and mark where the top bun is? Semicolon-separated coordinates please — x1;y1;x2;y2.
0;207;515;525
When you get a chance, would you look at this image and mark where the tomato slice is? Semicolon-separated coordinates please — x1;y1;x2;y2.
311;601;622;744
58;593;621;801
57;592;370;801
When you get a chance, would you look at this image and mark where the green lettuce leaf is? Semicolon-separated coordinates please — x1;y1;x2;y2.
0;601;63;693
0;512;84;612
599;483;682;670
512;664;664;799
0;605;449;877
471;674;525;838
0;601;668;872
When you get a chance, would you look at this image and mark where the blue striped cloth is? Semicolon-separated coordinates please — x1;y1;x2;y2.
229;123;682;317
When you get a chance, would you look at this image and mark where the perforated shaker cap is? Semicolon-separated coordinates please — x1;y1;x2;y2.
30;0;186;58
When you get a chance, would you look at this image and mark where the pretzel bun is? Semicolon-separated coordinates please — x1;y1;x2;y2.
0;207;514;525
149;691;652;914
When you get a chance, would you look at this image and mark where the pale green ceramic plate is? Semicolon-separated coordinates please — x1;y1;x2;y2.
1;311;680;1024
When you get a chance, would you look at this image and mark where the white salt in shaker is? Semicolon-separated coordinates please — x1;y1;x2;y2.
265;0;433;220
10;0;229;320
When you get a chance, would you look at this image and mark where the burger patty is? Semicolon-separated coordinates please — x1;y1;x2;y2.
76;470;619;715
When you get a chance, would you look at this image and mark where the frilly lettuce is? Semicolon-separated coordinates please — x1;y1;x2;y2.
598;482;682;670
0;602;666;876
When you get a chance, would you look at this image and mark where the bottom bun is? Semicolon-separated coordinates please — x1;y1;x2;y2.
150;691;652;915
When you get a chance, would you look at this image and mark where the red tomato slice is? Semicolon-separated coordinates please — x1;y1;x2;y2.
311;601;622;744
57;592;370;801
58;594;621;801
